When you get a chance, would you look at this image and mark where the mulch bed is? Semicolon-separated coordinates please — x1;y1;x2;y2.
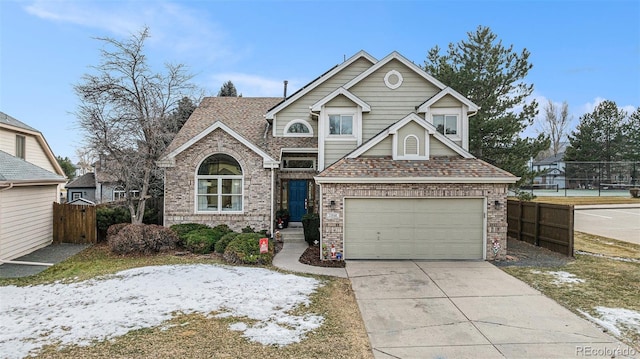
492;237;574;267
299;245;346;268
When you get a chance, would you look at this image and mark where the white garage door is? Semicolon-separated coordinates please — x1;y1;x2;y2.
344;198;485;260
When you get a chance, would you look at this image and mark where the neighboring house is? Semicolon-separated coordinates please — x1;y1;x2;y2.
65;172;97;203
159;51;517;261
93;156;140;203
531;152;566;188
0;112;67;261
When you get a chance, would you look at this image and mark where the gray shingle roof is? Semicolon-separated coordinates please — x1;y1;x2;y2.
316;156;517;180
0;111;39;132
65;172;96;188
164;97;317;160
0;150;66;183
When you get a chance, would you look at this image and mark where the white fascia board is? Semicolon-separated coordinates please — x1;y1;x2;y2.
347;129;390;158
343;51;447;91
2;124;66;177
314;176;519;184
388;113;435;134
265;50;378;120
310;87;371;112
160;120;277;168
417;87;479;113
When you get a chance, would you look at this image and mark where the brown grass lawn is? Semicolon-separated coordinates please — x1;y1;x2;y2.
502;232;640;349
0;244;373;359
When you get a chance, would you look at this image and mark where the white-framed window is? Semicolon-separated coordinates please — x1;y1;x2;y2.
15;135;25;159
284;120;314;137
72;192;82;200
329;114;353;136
430;108;462;141
113;187;139;201
404;135;419;156
196;154;243;213
281;156;316;171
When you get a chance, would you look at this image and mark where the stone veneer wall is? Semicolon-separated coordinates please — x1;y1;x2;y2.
164;128;272;233
319;182;509;260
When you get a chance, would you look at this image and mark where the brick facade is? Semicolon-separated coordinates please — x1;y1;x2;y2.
164;128;273;233
319;182;509;261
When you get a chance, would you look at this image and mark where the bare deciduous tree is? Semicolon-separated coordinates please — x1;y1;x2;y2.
538;99;571;157
74;27;197;223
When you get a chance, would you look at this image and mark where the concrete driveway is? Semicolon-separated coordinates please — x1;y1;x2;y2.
347;260;637;358
575;205;640;245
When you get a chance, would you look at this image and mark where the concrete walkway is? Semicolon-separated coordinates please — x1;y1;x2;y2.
348;260;638;359
272;227;348;278
0;243;90;278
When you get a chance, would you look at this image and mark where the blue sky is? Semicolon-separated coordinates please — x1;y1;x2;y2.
1;0;638;163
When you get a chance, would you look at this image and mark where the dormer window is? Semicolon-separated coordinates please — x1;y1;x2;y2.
284;120;313;137
433;115;458;136
329;114;353;135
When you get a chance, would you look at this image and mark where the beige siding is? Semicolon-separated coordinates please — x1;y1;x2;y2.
274;57;374;136
0;185;57;260
350;59;441;140
430;136;459;157
25;136;56;172
325;95;355;107
397;121;426;157
361;137;392;157
0;128;56;172
0;128;16;155
324;140;357;166
431;94;463;108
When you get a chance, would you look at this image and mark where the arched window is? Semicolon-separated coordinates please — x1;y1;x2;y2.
404;135;419;156
196;154;243;212
284;120;313;137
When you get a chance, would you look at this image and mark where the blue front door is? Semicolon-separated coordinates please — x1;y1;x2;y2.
288;180;307;222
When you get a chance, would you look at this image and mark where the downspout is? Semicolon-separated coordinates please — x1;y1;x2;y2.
270;167;275;238
0;183;14;192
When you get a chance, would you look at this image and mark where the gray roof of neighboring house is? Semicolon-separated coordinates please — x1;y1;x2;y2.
163;97;317;160
533;152;565;166
0;111;40;132
316;156;517;180
65;172;96;188
0;150;66;183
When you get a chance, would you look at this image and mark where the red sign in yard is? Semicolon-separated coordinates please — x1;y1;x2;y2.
259;238;269;254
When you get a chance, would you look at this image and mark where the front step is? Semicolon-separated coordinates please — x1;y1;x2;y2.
277;227;305;243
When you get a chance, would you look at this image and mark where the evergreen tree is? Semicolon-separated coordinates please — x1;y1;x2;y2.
423;25;548;179
564;100;626;163
623;107;640;161
218;80;238;97
166;96;198;134
56;155;76;180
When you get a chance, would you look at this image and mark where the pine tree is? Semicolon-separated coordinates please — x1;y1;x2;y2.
218;80;238;97
423;25;549;179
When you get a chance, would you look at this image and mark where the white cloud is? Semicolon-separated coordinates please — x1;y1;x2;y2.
23;0;233;62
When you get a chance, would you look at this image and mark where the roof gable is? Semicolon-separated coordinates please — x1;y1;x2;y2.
265;51;377;120
343;51;447;91
417;87;479;112
348;113;473;159
310;87;371;112
159;120;278;168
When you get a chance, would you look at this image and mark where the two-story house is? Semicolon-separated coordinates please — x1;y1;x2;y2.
159;51;517;261
0;111;66;261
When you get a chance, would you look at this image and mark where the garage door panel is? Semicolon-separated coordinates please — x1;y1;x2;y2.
344;198;484;260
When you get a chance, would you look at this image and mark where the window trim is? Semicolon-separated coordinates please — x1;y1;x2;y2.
195;154;244;214
403;135;419;156
324;107;359;141
283;119;314;137
15;135;25;159
430;108;462;141
281;156;317;171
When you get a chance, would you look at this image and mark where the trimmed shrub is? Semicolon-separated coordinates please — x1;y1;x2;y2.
108;224;178;255
212;224;232;234
96;206;130;241
241;225;255;233
223;233;273;265
170;223;211;246
184;228;227;254
106;223;129;240
302;213;320;246
215;232;240;254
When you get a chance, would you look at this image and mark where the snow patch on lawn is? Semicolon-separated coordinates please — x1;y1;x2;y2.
579;307;640;338
0;264;324;358
531;270;586;285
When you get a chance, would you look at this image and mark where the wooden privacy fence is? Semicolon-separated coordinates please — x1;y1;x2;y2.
53;202;97;244
507;200;574;257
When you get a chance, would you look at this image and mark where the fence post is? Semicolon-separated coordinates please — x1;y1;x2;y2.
534;202;540;246
567;205;575;257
